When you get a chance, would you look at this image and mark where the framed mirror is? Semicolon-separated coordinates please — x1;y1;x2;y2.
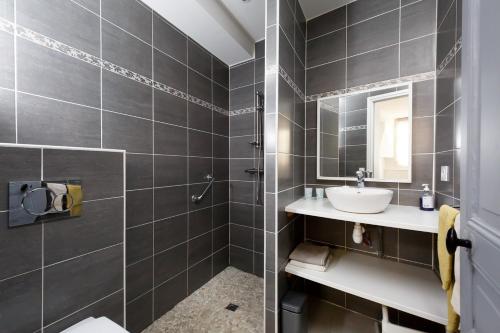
316;83;413;182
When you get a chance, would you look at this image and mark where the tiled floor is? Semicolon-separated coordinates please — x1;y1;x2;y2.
142;266;264;333
308;299;380;333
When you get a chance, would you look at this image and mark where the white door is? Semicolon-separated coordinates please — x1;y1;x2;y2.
460;0;500;331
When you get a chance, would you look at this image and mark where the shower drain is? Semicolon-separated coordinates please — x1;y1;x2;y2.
225;303;239;311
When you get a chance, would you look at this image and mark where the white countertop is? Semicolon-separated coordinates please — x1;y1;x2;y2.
286;250;447;325
285;198;439;233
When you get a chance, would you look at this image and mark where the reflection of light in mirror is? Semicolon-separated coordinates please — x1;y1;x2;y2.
395;118;409;167
278;126;291;153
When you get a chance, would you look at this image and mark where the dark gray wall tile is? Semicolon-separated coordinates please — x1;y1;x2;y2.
306;216;345;246
188;256;212;293
126;257;153;303
230;85;254;111
188;103;212;133
214;135;229;158
18;0;100;56
213;84;229;110
436;105;454;152
189;130;212;157
188;231;212;265
126;153;153;190
401;0;437;41
399;229;432;264
213;246;229;275
154;122;187;156
436;1;456;66
255;58;265;83
18;93;101;148
230;60;254;89
279;30;294;78
154;14;186;64
126;223;152;265
307;7;346;40
154;49;187;93
189;207;212;238
213;57;229;88
213;158;229;181
189;69;212;102
126;292;153;333
102;0;152;43
347;11;399;57
0;212;42;280
230;224;254;250
230;112;254;137
230;158;255;181
103;71;152;119
126;189;153;228
213;180;229;205
230;181;254;204
44;291;123;333
72;0;99;14
0;32;14;89
400;154;433;190
154;155;187;187
0;89;16;143
102;20;152;78
213;203;229;227
213;224;229;251
189;182;213;211
45;197;123;265
103;111;153;153
154;214;188;253
0;270;42;333
435;151;453;196
44;244;123;325
154;185;188;220
188;39;212;79
154;243;187;286
307;29;346;68
279;0;295;48
154;271;187;319
412;80;435;117
400;35;436;76
306;60;346;96
189;157;212;183
230;202;253;227
412;116;434;154
17;39;100;108
230;245;253;273
347;0;399;25
154;90;187;127
346;45;398;87
43;149;124;201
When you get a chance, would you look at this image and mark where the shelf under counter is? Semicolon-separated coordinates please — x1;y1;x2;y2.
285;250;448;325
285;198;439;233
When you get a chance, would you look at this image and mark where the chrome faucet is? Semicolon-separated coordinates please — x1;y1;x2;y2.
355;168;366;189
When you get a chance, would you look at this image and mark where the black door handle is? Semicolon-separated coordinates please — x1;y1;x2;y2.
446;227;472;255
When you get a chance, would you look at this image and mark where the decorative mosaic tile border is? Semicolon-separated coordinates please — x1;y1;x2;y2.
278;66;305;101
0;18;229;116
437;37;462;74
228;107;257;116
340;125;367;132
306;71;436;102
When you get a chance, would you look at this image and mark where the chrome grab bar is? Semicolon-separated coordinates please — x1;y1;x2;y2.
191;174;214;203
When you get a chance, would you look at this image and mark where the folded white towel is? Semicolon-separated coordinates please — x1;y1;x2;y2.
451;214;461;315
289;242;330;266
289;256;331;272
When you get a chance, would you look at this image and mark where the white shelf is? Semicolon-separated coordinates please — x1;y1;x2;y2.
285;198;439;233
285;250;448;325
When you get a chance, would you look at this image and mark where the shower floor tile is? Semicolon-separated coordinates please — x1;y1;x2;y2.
142;266;263;333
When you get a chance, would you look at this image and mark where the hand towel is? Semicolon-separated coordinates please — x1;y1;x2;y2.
289;242;330;266
451;214;461;315
289;255;331;272
438;205;460;333
66;184;83;217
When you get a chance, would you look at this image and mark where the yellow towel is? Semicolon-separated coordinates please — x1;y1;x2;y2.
438;205;460;333
66;184;83;217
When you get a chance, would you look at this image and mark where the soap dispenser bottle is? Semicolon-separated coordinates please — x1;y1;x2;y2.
420;184;435;211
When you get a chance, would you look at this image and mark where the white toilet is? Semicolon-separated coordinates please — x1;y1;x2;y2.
61;317;129;333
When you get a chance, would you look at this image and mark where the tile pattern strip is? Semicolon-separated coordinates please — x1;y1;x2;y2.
0;17;228;115
306;71;436;102
437;37;462;74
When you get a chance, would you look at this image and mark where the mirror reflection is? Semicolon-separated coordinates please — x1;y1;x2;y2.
317;83;412;182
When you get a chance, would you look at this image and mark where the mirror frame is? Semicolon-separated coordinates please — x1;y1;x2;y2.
316;82;413;183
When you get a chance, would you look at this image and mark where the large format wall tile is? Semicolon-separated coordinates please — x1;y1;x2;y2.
0;89;15;143
102;0;152;44
17;39;100;108
0;31;14;89
153;13;187;64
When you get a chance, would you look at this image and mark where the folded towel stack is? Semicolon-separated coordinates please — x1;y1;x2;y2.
289;243;331;272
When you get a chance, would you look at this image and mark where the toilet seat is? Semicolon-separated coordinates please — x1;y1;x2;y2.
61;317;128;333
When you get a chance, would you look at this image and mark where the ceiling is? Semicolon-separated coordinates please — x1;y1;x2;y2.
142;0;352;66
298;0;356;20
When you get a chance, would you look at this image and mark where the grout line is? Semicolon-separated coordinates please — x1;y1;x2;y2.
150;9;155;323
100;0;103;150
13;0;17;144
43;243;123;269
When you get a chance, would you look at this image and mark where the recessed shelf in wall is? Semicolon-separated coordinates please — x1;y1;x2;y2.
285;198;440;233
285;250;448;325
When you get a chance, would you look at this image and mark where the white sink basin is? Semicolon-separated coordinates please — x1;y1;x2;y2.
325;186;394;214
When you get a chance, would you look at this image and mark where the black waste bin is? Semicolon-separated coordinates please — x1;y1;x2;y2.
281;291;308;333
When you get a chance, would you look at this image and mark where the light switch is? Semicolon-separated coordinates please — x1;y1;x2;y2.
441;166;450;182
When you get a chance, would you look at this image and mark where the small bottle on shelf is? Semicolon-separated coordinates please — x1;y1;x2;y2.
419;184;435;211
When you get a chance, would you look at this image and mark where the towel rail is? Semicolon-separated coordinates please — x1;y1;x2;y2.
191;174;214;203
